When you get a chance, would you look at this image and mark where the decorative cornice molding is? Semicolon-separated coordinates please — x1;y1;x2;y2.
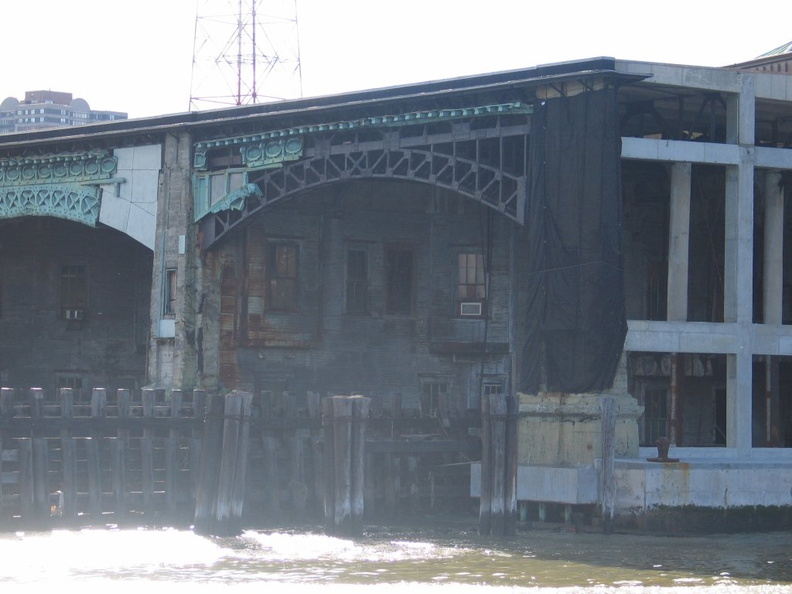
0;184;101;226
0;150;117;185
192;102;532;169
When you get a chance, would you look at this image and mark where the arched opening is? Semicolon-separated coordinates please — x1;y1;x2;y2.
0;217;152;395
205;177;521;418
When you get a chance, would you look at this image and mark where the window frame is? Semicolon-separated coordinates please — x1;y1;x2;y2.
60;263;87;321
345;246;369;315
456;251;487;318
266;242;299;312
384;245;416;316
163;268;177;317
419;376;451;418
194;167;248;219
639;381;670;447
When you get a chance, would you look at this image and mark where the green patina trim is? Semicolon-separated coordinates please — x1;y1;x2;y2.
193;102;532;169
0;150;117;186
207;183;263;215
0;184;101;226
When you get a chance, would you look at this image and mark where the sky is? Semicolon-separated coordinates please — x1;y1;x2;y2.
1;0;790;120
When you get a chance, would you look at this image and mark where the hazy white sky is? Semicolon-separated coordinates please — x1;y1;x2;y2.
1;0;789;119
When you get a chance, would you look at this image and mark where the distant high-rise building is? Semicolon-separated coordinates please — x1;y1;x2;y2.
0;90;127;134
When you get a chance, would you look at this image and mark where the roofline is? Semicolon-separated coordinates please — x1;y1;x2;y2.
0;56;637;149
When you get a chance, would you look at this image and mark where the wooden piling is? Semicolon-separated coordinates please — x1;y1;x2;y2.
350;397;369;534
332;396;353;533
140;388;155;512
323;395;369;536
504;391;519;536
261;434;280;518
29;388;50;520
59;388;76;519
289;429;308;514
322;397;335;531
478;393;492;535
113;388;130;519
165;389;182;514
479;392;518;536
18;438;33;519
194;391;252;536
600;396;617;534
229;391;252;525
194;392;225;535
88;388;106;518
489;393;507;535
190;389;206;498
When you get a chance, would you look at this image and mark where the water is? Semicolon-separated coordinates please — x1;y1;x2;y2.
1;522;791;593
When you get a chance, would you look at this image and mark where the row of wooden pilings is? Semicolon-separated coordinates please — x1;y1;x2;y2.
1;387;520;537
195;392;520;537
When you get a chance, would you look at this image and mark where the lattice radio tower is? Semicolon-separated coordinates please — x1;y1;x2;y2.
189;0;302;110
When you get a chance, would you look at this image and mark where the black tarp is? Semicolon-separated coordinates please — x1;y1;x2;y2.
521;87;626;394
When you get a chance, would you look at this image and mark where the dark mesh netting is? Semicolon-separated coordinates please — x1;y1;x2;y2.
520;87;626;394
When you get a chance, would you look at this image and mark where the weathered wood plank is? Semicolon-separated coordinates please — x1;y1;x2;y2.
600;396;617;534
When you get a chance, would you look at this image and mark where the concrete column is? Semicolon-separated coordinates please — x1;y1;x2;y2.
724;74;756;455
723;160;754;324
667;163;692;322
763;170;785;325
727;351;753;453
725;74;755;146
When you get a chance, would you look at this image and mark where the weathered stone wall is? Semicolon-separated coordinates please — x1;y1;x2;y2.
148;132;198;389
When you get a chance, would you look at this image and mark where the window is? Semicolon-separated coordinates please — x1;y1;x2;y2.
268;243;298;310
163;269;177;316
385;247;414;315
640;383;669;446
194;169;247;218
346;249;368;315
421;381;448;417
457;253;486;316
57;375;83;391
472;381;504;410
60;264;86;320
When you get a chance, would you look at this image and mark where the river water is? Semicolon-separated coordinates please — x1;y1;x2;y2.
1;522;791;593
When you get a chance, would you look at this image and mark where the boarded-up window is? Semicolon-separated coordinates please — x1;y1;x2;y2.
385;247;414;315
268;243;298;310
346;249;368;315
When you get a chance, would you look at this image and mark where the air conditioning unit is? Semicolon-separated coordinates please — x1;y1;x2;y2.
459;301;483;317
65;308;84;321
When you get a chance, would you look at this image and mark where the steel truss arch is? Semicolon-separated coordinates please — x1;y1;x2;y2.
200;145;527;250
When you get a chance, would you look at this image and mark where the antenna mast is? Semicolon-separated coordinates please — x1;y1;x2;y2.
190;0;302;110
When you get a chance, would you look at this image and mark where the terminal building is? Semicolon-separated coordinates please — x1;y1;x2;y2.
0;45;791;528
